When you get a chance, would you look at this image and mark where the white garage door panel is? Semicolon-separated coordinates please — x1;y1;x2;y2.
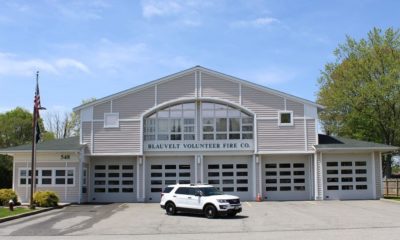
323;154;373;200
92;158;137;202
262;155;311;201
204;156;253;201
146;156;194;202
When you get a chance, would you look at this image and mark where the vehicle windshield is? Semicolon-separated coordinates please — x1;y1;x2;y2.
198;187;224;196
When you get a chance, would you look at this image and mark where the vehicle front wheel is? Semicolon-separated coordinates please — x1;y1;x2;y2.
204;205;217;219
165;202;176;215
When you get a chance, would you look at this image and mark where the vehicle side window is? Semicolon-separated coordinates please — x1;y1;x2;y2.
163;187;173;193
175;187;188;194
187;188;196;196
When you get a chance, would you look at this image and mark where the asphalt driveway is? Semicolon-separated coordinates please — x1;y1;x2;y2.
1;200;400;239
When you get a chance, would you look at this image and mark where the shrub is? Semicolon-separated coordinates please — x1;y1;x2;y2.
0;189;18;206
33;191;59;207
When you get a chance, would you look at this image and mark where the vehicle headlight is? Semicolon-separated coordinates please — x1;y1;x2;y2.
217;199;227;203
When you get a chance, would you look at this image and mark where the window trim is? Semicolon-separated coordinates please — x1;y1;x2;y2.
278;111;294;126
18;168;75;187
104;112;119;128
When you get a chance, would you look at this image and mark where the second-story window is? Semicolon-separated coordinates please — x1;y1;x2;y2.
201;102;253;140
144;103;196;141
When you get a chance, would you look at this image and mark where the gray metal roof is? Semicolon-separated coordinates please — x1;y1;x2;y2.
316;134;399;151
0;136;81;153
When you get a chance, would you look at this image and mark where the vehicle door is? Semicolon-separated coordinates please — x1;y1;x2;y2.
186;188;202;210
174;187;189;208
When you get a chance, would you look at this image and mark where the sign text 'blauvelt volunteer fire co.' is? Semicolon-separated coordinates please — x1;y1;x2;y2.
144;140;254;151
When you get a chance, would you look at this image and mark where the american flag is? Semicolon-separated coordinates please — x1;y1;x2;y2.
34;71;41;143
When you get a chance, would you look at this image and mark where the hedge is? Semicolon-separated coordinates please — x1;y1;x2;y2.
0;189;18;206
33;191;59;207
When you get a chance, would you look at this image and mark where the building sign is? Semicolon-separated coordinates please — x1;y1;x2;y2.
144;140;254;152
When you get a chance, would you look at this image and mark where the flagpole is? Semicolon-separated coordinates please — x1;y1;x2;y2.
30;71;39;209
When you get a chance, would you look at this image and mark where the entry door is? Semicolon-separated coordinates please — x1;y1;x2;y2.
204;156;252;200
262;155;311;201
146;156;194;202
323;154;373;200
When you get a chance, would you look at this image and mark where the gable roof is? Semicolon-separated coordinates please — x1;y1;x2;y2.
0;136;81;154
315;134;399;152
73;66;324;112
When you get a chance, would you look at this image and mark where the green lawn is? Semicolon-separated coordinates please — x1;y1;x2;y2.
384;196;400;201
0;207;33;218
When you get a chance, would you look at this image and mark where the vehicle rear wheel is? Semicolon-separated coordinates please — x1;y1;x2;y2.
204;205;217;219
165;202;176;215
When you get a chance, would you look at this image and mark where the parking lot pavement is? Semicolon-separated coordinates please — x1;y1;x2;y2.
1;200;400;240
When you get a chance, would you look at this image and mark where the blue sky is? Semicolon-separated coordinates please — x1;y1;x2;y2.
0;0;399;116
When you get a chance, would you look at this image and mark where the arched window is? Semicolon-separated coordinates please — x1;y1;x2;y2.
201;102;253;140
144;101;253;141
144;103;196;141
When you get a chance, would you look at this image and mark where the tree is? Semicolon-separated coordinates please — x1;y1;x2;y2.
45;111;78;139
0;108;53;188
44;97;96;139
317;27;400;177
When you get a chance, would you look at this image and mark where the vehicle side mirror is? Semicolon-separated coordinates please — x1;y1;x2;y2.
195;191;202;197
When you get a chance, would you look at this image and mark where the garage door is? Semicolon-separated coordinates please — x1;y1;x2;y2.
323;154;373;200
263;155;311;201
204;156;252;200
92;158;136;202
146;156;194;202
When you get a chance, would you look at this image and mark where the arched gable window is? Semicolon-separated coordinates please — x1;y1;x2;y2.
144;101;253;141
144;103;196;141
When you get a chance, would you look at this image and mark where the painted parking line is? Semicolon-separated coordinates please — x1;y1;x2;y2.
245;202;252;207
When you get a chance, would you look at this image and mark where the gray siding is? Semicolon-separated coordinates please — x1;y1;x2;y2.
93;101;111;120
257;119;305;151
113;86;155;119
287;99;304;117
201;73;240;103
242;86;284;118
82;122;92;149
306;119;317;151
157;72;195;104
93;121;140;154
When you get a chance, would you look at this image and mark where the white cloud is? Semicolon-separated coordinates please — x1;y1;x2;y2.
0;52;90;76
50;0;110;20
142;0;182;18
141;0;212;27
247;68;296;85
231;17;280;28
55;58;90;73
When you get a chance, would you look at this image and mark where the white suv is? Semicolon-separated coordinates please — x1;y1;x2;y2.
160;184;242;218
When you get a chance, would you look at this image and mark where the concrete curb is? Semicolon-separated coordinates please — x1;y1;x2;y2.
0;203;71;223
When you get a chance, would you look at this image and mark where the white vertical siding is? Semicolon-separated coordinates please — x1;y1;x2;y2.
315;153;323;200
113;86;155;119
257;119;305;151
201;73;240;103
137;156;144;202
93;121;140;154
93;101;111;119
374;152;382;199
157;72;196;104
286;99;304;117
306;119;317;151
242;86;284;118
